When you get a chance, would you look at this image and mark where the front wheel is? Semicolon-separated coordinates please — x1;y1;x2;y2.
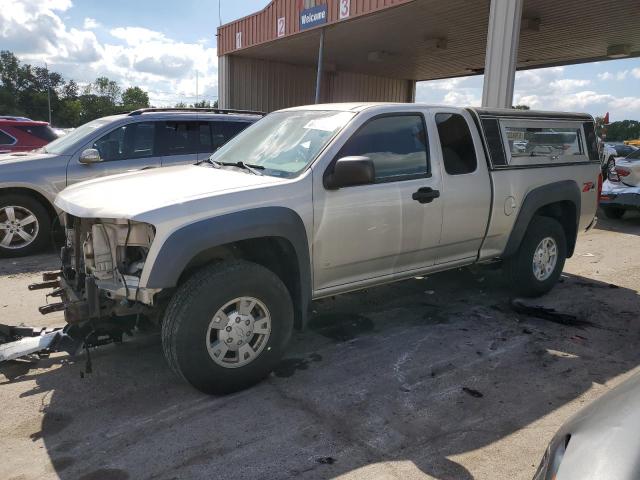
161;260;294;394
0;194;51;258
505;216;567;297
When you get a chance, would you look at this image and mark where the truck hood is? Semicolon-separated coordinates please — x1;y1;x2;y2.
55;165;287;219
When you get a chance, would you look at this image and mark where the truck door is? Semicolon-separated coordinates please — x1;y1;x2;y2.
313;113;443;292
431;109;492;264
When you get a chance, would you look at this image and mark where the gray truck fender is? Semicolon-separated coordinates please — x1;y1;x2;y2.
502;180;581;258
145;207;311;325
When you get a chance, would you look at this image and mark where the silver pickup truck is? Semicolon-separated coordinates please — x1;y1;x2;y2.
22;103;601;394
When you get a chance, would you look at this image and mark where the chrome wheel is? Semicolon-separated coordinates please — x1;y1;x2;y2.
0;206;39;250
206;297;272;369
532;237;558;281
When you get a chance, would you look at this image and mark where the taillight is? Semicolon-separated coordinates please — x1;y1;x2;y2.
615;167;631;177
597;172;603;202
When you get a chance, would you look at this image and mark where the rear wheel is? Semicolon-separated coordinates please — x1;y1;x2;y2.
162;260;294;394
0;194;51;258
505;216;567;297
602;206;625;219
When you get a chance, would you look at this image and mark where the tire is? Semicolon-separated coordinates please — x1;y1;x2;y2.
504;216;567;298
162;260;294;394
602;206;625;219
0;194;52;258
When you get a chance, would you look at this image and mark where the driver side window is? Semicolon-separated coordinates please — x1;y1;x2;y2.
93;122;156;161
338;115;429;183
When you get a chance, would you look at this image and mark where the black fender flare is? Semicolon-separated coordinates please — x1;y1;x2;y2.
503;180;581;258
145;206;311;325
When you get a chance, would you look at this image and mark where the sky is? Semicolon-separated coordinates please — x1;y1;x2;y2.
1;0;639;120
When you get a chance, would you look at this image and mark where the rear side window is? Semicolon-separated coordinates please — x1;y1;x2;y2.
160;122;201;155
93;122;156;161
435;113;478;175
210;121;251;151
14;125;58;142
0;129;15;145
505;126;583;159
338;115;429;182
582;122;599;162
159;121;237;155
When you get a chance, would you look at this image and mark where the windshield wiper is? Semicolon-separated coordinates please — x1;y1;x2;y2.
206;160;265;176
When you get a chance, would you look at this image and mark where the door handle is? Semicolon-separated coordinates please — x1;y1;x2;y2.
412;187;440;204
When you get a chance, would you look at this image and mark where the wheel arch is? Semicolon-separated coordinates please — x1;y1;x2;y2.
0;186;57;222
503;181;581;259
144;207;312;329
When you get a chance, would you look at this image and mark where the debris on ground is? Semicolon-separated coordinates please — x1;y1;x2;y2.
510;299;594;328
462;387;484;398
316;457;336;465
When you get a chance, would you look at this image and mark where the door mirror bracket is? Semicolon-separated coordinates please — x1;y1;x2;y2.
324;156;375;190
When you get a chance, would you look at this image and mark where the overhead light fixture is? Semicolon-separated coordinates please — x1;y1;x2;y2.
521;17;541;32
607;44;631;59
367;51;395;62
424;38;447;50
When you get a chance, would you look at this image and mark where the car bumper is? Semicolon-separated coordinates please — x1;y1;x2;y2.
600;182;640;210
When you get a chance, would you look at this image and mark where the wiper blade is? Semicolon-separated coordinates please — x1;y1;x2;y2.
213;161;264;176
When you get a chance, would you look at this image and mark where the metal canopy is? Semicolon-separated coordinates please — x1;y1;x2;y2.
229;0;640;82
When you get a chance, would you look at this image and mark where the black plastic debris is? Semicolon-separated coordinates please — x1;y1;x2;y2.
462;387;484;398
510;299;593;328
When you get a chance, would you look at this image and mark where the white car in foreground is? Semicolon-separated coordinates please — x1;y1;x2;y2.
600;148;640;218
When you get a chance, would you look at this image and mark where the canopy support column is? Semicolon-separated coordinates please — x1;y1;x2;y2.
315;29;325;104
481;0;523;108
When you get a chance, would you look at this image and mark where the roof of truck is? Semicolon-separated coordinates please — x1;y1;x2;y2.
280;103;593;120
472;107;594;121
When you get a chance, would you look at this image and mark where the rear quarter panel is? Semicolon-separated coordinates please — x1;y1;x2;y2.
480;164;599;260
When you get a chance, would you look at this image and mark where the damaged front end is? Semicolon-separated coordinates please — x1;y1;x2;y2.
1;215;165;363
54;215;160;324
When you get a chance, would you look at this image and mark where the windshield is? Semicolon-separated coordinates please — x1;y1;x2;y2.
627;148;640;160
44;118;111;154
209;110;355;178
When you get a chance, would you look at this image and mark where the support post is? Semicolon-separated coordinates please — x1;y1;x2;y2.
218;55;230;109
45;62;52;124
481;0;523;108
315;29;325;104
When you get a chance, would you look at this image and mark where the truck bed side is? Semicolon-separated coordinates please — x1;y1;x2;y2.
470;108;600;261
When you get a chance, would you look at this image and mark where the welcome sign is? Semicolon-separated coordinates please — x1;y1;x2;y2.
300;4;328;30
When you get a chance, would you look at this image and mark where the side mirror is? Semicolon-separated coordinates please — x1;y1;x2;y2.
324;156;375;190
79;148;102;164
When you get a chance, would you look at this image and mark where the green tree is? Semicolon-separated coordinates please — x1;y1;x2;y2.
192;100;212;108
513;104;530;110
91;76;121;104
122;86;150;110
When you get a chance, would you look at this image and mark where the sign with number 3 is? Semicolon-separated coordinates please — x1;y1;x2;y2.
339;0;350;19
